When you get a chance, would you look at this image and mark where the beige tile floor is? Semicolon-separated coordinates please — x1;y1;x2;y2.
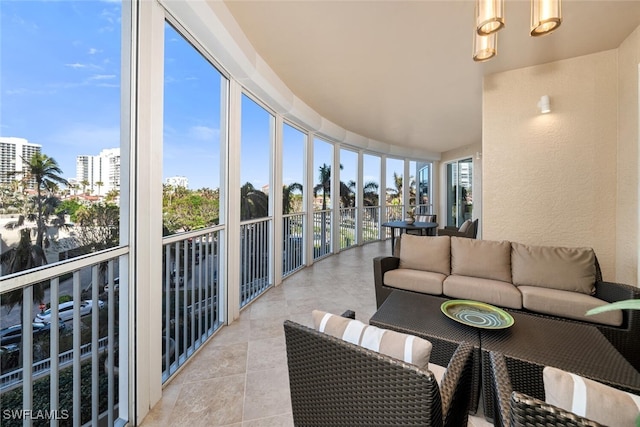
141;241;492;426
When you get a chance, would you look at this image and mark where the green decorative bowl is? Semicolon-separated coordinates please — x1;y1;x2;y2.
441;299;514;329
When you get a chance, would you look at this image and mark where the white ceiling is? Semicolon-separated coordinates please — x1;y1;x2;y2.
223;0;640;153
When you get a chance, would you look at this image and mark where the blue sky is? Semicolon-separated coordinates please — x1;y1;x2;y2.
1;0;407;194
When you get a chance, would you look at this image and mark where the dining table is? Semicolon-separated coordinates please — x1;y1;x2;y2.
381;220;438;253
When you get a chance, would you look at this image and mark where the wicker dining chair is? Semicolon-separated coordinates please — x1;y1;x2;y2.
283;319;475;426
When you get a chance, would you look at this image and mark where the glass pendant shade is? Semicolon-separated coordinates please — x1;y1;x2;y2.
530;0;562;36
476;0;505;35
473;32;497;62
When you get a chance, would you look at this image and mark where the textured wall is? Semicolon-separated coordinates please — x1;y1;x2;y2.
616;26;640;286
483;51;619;280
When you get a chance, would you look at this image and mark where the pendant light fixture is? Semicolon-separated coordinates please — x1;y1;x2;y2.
473;32;497;62
472;0;563;61
530;0;562;36
476;0;505;35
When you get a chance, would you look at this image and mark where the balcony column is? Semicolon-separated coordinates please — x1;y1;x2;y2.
305;134;315;267
403;159;411;212
226;80;242;322
357;149;364;245
380;155;387;239
332;142;341;253
131;0;165;421
273;116;284;285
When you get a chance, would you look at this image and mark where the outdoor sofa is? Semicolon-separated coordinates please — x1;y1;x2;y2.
373;234;640;370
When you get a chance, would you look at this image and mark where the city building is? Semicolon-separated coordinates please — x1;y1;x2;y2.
75;148;121;196
0;137;42;188
165;176;189;188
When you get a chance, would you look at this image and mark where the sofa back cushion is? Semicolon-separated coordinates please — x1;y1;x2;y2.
312;310;432;368
511;243;596;295
398;234;451;275
451;237;512;283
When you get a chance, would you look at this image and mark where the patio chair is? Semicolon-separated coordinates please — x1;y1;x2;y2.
283;319;475;426
437;218;478;239
489;351;605;427
407;214;438;236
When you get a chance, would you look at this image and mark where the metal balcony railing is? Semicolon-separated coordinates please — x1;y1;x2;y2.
239;218;272;308
162;228;223;382
339;207;357;249
362;206;381;242
283;213;305;277
312;210;332;260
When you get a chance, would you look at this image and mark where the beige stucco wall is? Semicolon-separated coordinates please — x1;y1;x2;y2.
483;50;620;280
617;25;640;286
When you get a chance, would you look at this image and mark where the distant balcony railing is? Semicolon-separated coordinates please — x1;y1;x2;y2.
312;210;332;260
339;207;357;249
240;218;272;308
0;248;127;426
162;228;222;382
362;206;380;242
283;213;305;277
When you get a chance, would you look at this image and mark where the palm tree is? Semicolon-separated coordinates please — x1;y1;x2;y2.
8;153;69;251
0;228;47;367
386;172;403;204
240;182;269;221
81;179;90;195
95;181;104;196
282;182;303;214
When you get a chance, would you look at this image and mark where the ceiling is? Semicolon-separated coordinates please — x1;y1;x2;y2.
223;0;640;154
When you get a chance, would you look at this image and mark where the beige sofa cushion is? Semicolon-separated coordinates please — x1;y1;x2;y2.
398;234;451;275
511;243;596;295
543;366;640;426
384;269;446;295
443;275;522;309
519;286;622;327
451;237;512;283
312;310;432;368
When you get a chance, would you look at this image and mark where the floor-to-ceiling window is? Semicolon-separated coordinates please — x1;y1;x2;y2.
313;138;333;259
385;158;404;221
362;154;381;242
446;158;473;227
161;21;226;381
339;148;357;249
0;1;126;423
414;161;432;214
239;94;273;306
282;123;305;276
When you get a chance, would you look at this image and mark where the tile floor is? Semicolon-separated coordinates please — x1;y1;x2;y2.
141;241;492;426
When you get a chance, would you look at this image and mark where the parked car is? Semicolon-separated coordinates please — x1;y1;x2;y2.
0;322;65;346
34;300;105;324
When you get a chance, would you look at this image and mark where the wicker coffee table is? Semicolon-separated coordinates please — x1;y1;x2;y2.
369;290;482;413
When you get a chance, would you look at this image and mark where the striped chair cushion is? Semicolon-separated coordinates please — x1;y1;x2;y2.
312;310;432;368
543;366;640;426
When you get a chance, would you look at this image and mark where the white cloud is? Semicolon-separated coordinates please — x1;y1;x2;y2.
188;126;219;141
65;63;88;69
89;74;116;80
88;48;101;55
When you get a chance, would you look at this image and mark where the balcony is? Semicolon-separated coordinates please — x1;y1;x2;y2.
140;241;491;427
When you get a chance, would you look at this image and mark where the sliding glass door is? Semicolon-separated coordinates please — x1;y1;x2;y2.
446;158;473;227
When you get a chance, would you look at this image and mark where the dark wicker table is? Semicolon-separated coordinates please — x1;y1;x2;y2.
369;290;482;413
480;310;640;421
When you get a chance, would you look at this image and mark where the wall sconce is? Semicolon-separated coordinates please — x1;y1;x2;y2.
537;95;551;114
530;0;562;36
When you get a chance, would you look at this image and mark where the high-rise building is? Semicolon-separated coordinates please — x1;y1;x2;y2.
76;148;120;196
0;137;42;188
165;176;189;189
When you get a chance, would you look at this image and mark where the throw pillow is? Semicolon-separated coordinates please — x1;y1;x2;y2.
543;366;640;426
312;310;432;368
458;219;472;233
